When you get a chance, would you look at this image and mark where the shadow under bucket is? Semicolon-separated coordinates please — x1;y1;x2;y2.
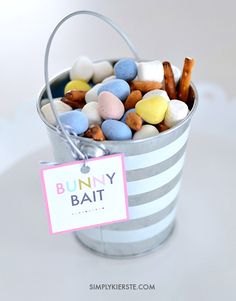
37;66;198;258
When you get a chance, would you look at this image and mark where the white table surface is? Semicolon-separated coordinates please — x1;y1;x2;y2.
0;1;236;300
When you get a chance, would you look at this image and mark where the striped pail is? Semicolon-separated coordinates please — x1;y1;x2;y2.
37;69;197;257
38;11;198;257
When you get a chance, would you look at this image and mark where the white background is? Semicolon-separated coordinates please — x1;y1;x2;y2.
0;0;235;300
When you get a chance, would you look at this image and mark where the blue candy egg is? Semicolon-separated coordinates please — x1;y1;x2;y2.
97;79;130;102
114;58;137;82
59;110;89;135
102;120;132;140
120;108;136;123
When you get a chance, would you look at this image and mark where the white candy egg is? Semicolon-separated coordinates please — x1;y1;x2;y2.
85;83;102;103
102;75;116;83
81;102;102;126
41;99;72;125
133;124;159;140
92;61;114;84
70;56;94;82
164;99;189;128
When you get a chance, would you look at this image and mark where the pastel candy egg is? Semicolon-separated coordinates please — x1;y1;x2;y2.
41;99;72;126
143;89;170;102
133;125;159;140
102;120;132;140
92;61;113;84
114;58;137;81
85;83;102;103
137;61;164;82
164;99;189;128
64;80;91;94
171;65;181;84
81;102;102;126
70;56;94;82
98;79;130;102
59;110;89;135
120;108;135;123
135;96;168;124
98;91;124;120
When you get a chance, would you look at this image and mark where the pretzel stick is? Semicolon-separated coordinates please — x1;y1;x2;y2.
157;122;169;132
62;90;86;109
62;96;86;109
84;124;105;141
163;61;177;99
124;90;142;110
177;57;195;102
130;80;162;93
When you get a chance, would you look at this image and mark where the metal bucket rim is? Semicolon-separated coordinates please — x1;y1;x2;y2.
37;66;198;145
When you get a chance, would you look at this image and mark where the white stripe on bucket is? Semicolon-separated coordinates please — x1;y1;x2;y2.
124;127;190;171
128;180;181;220
127;154;185;196
80;208;176;243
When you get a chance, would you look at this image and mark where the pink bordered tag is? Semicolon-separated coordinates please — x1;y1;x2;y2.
40;154;129;234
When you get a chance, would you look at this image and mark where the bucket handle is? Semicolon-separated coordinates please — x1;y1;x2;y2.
44;10;139;160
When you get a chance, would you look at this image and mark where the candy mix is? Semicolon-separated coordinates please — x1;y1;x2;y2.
41;56;195;141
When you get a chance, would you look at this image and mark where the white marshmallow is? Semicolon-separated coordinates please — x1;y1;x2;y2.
171;65;181;84
41;99;72;126
102;75;116;83
137;61;164;82
92;61;114;84
85;83;102;103
143;89;170;102
81;102;102;126
133;125;159;140
164;99;189;128
70;56;94;82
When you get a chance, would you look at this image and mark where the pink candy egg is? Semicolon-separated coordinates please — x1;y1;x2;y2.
98;91;124;120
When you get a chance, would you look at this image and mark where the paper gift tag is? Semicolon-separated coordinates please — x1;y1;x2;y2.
40;154;128;234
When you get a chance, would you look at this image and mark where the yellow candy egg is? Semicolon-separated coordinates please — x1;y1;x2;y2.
135;95;168;124
64;80;91;94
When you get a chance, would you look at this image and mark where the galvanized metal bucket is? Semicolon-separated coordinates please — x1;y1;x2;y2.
37;11;198;258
